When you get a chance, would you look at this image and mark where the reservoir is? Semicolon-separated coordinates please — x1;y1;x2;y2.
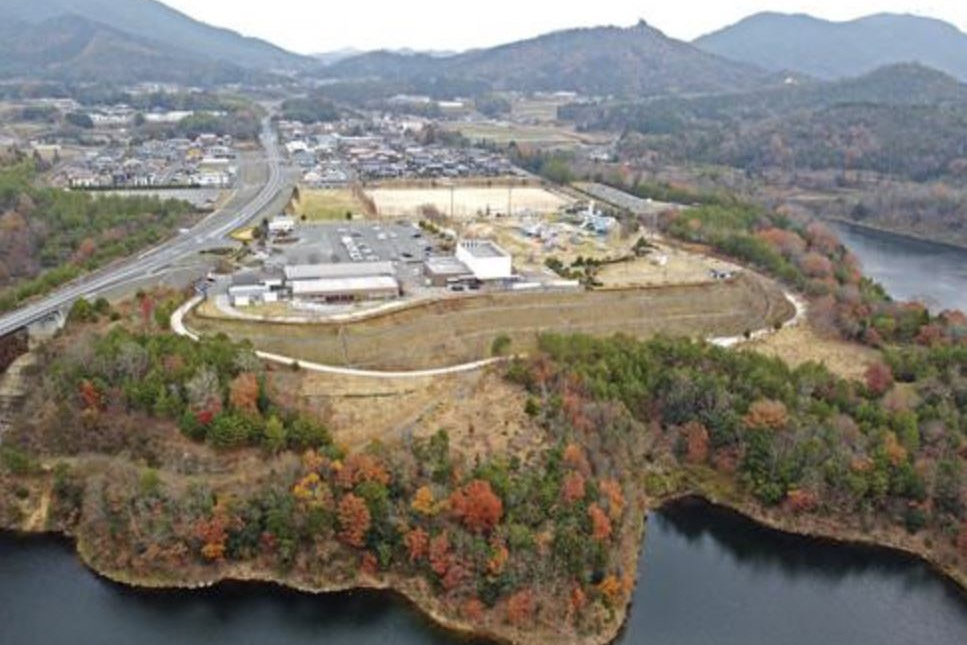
832;222;967;312
2;499;965;645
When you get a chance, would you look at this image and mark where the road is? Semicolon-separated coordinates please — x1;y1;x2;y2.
0;116;287;338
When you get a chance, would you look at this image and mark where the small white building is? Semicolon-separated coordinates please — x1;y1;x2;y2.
456;240;513;281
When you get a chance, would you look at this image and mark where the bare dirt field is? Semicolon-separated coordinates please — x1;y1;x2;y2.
297;368;546;461
745;322;880;381
189;275;795;371
367;185;571;219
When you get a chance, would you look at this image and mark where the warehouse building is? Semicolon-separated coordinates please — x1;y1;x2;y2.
284;261;394;281
290;276;400;303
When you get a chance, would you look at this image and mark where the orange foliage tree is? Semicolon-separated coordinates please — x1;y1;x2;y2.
335;453;391;490
505;589;534;626
743;399;789;431
598;479;625;521
404;527;429;563
563;443;591;476
450;480;503;533
411;485;437;516
681;421;710;464
429;531;452;576
562;471;587;504
229;372;260;415
588;503;612;542
337;493;371;548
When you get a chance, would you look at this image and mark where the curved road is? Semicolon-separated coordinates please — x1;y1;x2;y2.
0;116;286;338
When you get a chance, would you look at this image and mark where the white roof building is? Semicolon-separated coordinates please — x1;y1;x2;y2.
456;240;513;281
284;262;394;282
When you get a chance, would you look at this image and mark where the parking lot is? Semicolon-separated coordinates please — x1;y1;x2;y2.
269;222;436;267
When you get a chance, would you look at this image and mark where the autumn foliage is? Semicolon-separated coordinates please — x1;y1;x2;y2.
229;372;260;415
505;588;534;626
588;504;612;542
865;362;895;397
335;454;390;490
681;421;710;464
337;493;371;548
742;399;789;431
562;471;587;504
404;527;429;563
450;480;503;533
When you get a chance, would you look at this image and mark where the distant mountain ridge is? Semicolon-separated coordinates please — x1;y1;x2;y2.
695;12;967;81
327;21;771;98
0;0;310;74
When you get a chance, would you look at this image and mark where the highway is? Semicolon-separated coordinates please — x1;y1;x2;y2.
0;116;287;338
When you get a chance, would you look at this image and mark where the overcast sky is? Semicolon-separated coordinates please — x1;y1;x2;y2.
160;0;967;53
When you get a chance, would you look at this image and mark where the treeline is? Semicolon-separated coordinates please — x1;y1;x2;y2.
280;97;341;124
523;333;965;542
0;163;195;313
660;203;967;348
47;324;332;453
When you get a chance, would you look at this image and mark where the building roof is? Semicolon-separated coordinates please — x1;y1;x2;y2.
285;262;395;281
458;240;509;259
290;276;399;297
424;256;471;276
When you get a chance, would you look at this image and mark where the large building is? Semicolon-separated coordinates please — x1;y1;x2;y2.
456;240;513;281
286;262;399;303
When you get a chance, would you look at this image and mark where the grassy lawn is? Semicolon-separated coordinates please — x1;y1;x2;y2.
294;188;368;221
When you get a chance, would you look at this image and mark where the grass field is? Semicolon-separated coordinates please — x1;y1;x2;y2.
293;188;369;221
189;275;794;371
447;122;601;147
367;185;570;219
746;321;880;381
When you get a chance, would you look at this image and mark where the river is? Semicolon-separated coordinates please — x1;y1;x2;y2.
832;222;967;312
2;499;965;645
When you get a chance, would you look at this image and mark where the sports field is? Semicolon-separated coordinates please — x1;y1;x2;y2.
367;185;570;219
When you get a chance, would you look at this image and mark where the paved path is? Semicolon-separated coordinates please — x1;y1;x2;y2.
171;296;507;379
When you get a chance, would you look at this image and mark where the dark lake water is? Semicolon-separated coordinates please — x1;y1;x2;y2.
832;222;967;312
2;499;965;645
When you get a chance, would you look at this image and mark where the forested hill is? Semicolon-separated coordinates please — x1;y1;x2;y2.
327;21;771;98
0;161;195;313
0;0;308;72
695;12;967;82
562;64;967;181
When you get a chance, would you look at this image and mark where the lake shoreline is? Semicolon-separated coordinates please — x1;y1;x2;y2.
2;485;963;645
825;216;967;255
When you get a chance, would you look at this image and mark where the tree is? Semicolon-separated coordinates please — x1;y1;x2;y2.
337;493;371;548
682;421;710;464
450;480;503;533
743;399;789;431
429;531;452;577
263;416;287;454
598;479;625;521
505;589;534;626
229;372;260;415
411;485;437;516
588;504;612;542
865;362;894;397
404;527;429;563
562;471;586;504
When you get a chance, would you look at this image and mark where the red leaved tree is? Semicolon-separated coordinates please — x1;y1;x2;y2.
450;480;503;533
337;493;370;548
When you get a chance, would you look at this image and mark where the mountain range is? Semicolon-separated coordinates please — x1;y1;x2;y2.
695;12;967;82
3;1;967;99
325;21;770;98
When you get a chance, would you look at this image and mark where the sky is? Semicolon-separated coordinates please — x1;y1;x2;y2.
160;0;967;54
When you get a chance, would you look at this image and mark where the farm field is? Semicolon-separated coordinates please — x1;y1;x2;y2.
447;121;607;147
293;187;371;221
367;185;571;219
188;274;795;371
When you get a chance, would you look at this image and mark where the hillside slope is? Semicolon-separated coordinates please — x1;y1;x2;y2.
329;22;770;98
0;15;269;84
0;0;308;71
695;12;967;81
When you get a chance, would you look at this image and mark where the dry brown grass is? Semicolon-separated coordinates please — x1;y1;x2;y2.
299;368;546;462
367;186;570;219
294;188;368;221
746;322;880;381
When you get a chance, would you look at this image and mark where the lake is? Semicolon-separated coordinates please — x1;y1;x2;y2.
832;222;967;312
2;499;965;645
